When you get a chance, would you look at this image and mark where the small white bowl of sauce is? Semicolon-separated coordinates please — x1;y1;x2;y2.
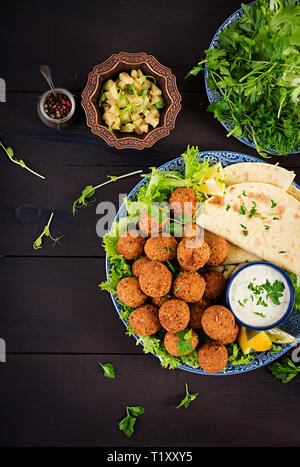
226;262;295;330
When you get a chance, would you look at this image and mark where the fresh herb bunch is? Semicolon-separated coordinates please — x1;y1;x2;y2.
186;0;300;157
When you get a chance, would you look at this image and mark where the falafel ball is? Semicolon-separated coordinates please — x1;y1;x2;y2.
138;207;169;236
202;270;227;302
177;238;211;272
189;299;211;329
159;299;190;332
164;329;199;357
169;187;198;218
173;271;206;303
201;305;236;341
197;341;228;373
182;222;202;240
144;234;178;262
205;232;229;267
139;260;173;298
117;276;148;308
217;322;240;345
129;304;161;336
132;256;151;278
116;229;146;260
151;295;171;307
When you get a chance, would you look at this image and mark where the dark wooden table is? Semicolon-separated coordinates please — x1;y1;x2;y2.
1;0;300;448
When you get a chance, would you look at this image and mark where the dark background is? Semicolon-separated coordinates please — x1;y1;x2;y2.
1;0;300;448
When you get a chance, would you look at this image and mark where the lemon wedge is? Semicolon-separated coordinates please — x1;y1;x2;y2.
199;162;225;196
238;326;273;354
266;328;295;344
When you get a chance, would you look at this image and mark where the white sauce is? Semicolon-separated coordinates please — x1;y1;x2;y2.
229;264;290;328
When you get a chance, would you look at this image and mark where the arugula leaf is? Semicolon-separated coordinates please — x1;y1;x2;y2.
176;383;199;409
119;406;145;437
99;362;115;379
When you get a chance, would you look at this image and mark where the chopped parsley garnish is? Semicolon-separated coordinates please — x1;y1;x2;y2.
254;311;266;318
240;224;248;236
256;296;268;307
271;200;277;208
238;204;247;215
226;204;231;211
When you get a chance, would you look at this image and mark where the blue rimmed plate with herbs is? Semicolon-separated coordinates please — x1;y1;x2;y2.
186;0;300;157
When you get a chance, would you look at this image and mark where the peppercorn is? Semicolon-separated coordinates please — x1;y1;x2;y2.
44;93;72;120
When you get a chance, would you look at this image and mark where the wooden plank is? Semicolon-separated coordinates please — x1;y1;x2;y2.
1;92;299;167
1;0;239;93
0;165;145;256
1;354;300;447
0;257;139;354
0;162;299;257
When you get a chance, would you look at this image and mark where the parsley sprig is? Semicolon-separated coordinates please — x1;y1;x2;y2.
176;330;194;356
119;406;145;437
176;383;199;409
261;279;285;305
99;362;115;379
268;358;300;383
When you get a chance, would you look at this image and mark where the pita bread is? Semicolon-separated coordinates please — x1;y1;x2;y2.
198;182;300;275
224;162;295;191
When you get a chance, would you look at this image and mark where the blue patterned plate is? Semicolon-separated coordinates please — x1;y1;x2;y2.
204;2;299;155
106;151;300;375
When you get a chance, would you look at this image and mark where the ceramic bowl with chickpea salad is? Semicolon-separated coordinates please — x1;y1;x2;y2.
81;51;182;149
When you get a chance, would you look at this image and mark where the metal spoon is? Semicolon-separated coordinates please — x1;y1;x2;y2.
39;64;62;130
39;64;57;98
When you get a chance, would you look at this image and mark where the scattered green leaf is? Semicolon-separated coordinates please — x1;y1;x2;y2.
176;383;199;409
